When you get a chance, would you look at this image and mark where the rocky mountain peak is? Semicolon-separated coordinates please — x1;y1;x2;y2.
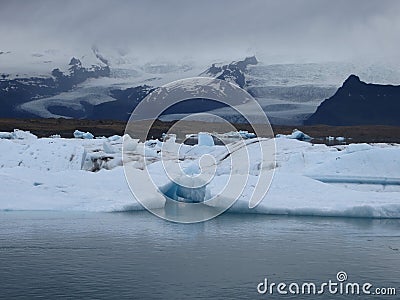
342;74;362;88
69;57;82;67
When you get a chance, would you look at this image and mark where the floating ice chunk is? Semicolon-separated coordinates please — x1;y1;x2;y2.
123;134;139;152
162;133;176;143
11;129;37;140
336;137;345;142
164;176;207;203
176;183;206;203
326;136;335;141
83;132;94;139
107;135;121;142
145;139;162;149
238;130;256;139
185;131;256;145
183;161;201;176
73;130;84;138
0;132;13;139
74;130;94;139
346;143;373;153
145;147;159;157
290;130;311;141
49;134;61;138
198;132;214;146
81;151;119;172
162;138;180;155
103;141;117;154
276;129;311;141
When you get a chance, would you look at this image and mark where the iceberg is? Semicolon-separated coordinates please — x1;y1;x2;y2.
238;130;256;139
276;129;311;141
0;130;399;218
0;132;13;139
198;132;215;146
0;129;38;140
74;130;94;139
107;135;122;142
123;134;139;152
163;177;207;203
103;141;117;154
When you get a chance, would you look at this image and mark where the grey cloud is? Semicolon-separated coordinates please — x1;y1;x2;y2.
0;0;399;63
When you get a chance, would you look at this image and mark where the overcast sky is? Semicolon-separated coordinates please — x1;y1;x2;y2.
1;0;399;63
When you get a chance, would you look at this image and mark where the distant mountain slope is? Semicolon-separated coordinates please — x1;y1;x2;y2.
90;85;154;120
2;50;400;125
84;56;259;120
0;56;257;120
0;57;110;118
305;75;400;126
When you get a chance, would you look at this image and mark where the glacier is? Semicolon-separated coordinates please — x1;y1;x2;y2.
0;130;400;218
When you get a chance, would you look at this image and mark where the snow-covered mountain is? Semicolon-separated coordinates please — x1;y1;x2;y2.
2;47;400;124
0;55;110;119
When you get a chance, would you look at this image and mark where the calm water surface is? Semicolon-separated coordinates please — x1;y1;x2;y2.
0;211;399;299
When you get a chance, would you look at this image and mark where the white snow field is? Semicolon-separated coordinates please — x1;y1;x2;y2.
0;129;399;218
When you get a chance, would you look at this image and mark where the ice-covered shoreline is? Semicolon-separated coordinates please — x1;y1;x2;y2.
0;129;399;218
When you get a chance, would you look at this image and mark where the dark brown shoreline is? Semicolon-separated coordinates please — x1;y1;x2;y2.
0;118;400;144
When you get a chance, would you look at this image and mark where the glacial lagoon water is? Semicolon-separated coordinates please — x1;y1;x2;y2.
0;211;399;299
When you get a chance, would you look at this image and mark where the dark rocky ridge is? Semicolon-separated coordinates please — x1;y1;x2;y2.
201;55;258;88
306;75;400;126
